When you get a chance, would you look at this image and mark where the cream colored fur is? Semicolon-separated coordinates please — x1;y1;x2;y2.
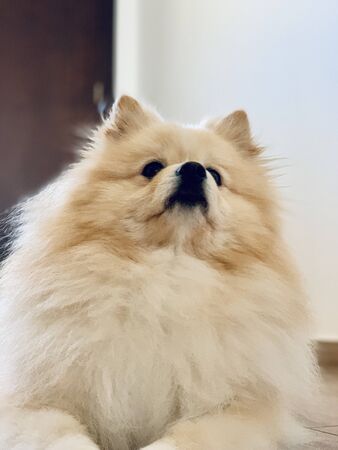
0;96;317;450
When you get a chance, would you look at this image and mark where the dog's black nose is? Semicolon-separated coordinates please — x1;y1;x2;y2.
176;162;206;183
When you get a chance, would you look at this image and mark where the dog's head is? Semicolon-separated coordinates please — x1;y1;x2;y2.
68;96;279;268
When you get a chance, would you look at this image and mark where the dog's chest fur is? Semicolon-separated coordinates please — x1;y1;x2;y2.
65;249;233;448
0;247;237;450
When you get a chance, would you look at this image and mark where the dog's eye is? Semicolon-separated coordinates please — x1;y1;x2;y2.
207;168;222;186
141;161;165;179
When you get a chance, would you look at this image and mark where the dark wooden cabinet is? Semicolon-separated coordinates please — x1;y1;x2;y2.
0;0;113;210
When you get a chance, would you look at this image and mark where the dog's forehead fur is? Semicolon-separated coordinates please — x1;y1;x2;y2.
115;123;237;163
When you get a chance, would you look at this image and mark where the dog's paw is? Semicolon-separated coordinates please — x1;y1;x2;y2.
141;440;177;450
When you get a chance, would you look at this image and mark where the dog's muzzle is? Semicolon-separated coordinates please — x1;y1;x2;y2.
166;161;208;209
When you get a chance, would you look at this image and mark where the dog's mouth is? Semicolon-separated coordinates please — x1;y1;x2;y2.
166;183;208;211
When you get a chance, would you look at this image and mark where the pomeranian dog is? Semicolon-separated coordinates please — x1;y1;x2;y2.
0;96;317;450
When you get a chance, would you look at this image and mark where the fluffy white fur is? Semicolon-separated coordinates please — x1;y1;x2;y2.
0;96;317;450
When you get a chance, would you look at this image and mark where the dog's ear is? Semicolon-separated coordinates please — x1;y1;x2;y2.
106;95;160;138
206;111;262;156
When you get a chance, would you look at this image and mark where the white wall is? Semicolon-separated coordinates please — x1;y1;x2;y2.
115;0;338;340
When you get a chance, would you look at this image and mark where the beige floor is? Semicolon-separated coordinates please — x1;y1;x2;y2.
299;366;338;449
